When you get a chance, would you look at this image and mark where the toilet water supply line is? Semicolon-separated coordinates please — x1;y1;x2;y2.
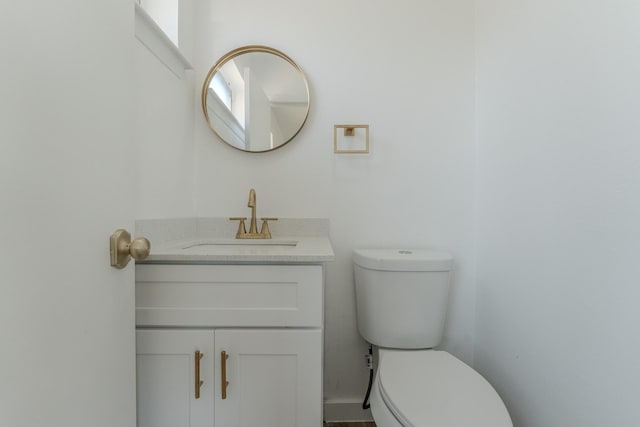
362;343;374;410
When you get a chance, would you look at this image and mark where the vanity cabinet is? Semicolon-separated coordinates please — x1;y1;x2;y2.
135;264;324;427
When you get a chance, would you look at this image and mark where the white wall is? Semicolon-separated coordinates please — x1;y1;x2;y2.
140;0;179;45
134;1;197;219
475;1;640;426
192;0;476;411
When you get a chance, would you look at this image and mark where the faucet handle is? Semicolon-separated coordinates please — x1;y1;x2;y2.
259;218;278;239
229;217;247;238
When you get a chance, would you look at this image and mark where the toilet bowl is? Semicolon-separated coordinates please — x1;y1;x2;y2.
353;248;512;427
370;349;511;427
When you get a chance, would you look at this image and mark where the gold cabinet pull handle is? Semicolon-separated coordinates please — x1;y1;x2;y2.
221;351;230;399
195;351;204;399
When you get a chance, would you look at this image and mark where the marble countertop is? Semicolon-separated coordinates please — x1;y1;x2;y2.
135;218;334;264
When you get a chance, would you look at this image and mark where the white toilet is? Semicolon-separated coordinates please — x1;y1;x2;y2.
353;249;512;427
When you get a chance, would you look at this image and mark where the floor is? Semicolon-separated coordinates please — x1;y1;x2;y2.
324;423;377;427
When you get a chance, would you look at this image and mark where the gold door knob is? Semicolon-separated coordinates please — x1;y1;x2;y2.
110;229;151;269
129;237;151;260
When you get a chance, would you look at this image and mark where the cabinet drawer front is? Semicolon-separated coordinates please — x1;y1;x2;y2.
136;265;323;327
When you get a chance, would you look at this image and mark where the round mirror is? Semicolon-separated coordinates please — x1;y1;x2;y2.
201;46;310;153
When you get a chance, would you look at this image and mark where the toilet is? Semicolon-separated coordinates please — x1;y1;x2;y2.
353;249;512;427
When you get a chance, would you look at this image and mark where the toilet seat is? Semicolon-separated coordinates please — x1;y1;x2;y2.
374;349;512;427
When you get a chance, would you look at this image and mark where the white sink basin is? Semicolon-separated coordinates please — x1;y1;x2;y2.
181;239;298;249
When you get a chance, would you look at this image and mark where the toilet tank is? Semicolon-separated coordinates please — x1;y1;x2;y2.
353;249;453;349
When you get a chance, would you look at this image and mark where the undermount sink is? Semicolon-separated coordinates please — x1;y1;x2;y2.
136;218;334;263
181;239;298;249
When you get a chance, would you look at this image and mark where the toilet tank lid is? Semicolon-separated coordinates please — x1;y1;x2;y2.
353;249;453;272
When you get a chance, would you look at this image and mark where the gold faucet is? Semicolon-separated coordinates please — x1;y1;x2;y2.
248;188;258;234
230;188;278;239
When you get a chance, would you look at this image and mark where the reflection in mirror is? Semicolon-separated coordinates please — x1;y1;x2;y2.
201;46;310;153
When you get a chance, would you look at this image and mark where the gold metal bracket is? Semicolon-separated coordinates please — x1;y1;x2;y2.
109;229;151;269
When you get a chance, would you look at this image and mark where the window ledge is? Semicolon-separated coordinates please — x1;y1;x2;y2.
134;3;192;78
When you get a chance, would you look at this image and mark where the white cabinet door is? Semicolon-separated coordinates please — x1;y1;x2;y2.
136;330;215;427
215;329;322;427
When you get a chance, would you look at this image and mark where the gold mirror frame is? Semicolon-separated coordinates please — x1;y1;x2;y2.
201;45;310;153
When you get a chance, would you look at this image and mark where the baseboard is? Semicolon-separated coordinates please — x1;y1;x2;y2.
324;399;373;422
